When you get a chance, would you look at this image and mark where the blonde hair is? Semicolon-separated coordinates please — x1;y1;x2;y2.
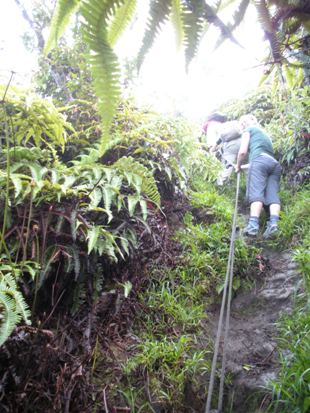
239;114;258;131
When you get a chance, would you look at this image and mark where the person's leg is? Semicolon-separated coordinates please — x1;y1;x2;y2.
217;164;234;185
245;159;268;236
250;201;263;217
217;151;236;185
263;162;281;238
270;203;280;216
245;201;264;236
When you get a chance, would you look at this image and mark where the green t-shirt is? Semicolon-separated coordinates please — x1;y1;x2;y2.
247;127;274;161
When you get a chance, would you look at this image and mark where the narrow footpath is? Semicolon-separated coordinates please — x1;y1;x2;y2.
209;248;302;413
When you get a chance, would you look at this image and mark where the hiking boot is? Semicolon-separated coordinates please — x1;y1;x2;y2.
263;223;278;239
244;218;259;237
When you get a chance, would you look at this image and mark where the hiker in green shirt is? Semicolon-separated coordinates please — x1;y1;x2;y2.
236;114;282;238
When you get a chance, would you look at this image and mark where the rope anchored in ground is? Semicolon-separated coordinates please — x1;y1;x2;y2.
205;172;240;413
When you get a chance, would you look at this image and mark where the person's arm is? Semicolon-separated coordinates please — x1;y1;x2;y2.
236;131;250;172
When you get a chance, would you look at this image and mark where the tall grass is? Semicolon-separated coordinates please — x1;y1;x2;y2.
269;188;310;413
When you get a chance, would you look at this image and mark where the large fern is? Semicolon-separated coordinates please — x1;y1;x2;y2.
44;0;81;53
80;0;125;152
137;0;173;70
183;0;206;68
171;0;185;49
46;0;127;151
114;156;160;206
107;0;137;46
255;0;283;62
0;272;31;346
0;291;18;347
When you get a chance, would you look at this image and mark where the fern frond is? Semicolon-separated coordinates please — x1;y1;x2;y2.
0;291;18;346
87;225;101;254
217;0;235;9
228;0;250;30
137;0;172;70
101;187;114;223
107;0;137;46
139;199;148;221
204;2;243;49
218;1;250;46
0;273;31;346
81;0;124;151
171;0;185;49
127;195;139;217
64;245;81;280
45;0;81;53
114;156;160;205
8;290;31;326
215;0;250;48
183;0;206;67
72;280;87;314
89;187;102;209
255;0;283;61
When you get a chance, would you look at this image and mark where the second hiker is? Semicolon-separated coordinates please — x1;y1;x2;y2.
203;112;242;185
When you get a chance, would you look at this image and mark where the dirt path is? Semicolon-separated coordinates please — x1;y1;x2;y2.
209;248;302;413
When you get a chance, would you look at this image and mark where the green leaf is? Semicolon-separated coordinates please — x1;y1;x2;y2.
171;0;185;49
0;272;31;346
102;187;114;222
80;0;123;150
303;397;310;412
139;199;148;221
107;0;137;46
29;164;48;182
127;195;139;217
122;281;132;298
87;225;101;254
0;291;19;346
120;236;130;256
89;187;102;209
137;0;172;70
10;174;23;198
45;0;81;54
183;0;205;68
61;175;76;192
22;262;39;281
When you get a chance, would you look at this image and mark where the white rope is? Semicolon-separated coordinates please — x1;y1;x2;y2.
205;172;240;413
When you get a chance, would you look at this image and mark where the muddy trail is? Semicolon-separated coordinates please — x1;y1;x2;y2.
208;247;302;413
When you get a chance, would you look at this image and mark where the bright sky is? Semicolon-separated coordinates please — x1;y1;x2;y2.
0;0;269;123
0;0;39;85
115;0;269;121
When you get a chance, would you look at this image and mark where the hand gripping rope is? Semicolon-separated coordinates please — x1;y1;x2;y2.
205;171;241;413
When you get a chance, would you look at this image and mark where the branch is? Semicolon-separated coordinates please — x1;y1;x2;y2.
14;0;45;50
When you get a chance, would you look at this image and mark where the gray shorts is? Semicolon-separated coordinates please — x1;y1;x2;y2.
247;155;281;205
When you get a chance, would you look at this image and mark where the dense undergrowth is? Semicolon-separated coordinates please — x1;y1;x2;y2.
269;186;310;413
0;81;309;412
0;85;244;412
